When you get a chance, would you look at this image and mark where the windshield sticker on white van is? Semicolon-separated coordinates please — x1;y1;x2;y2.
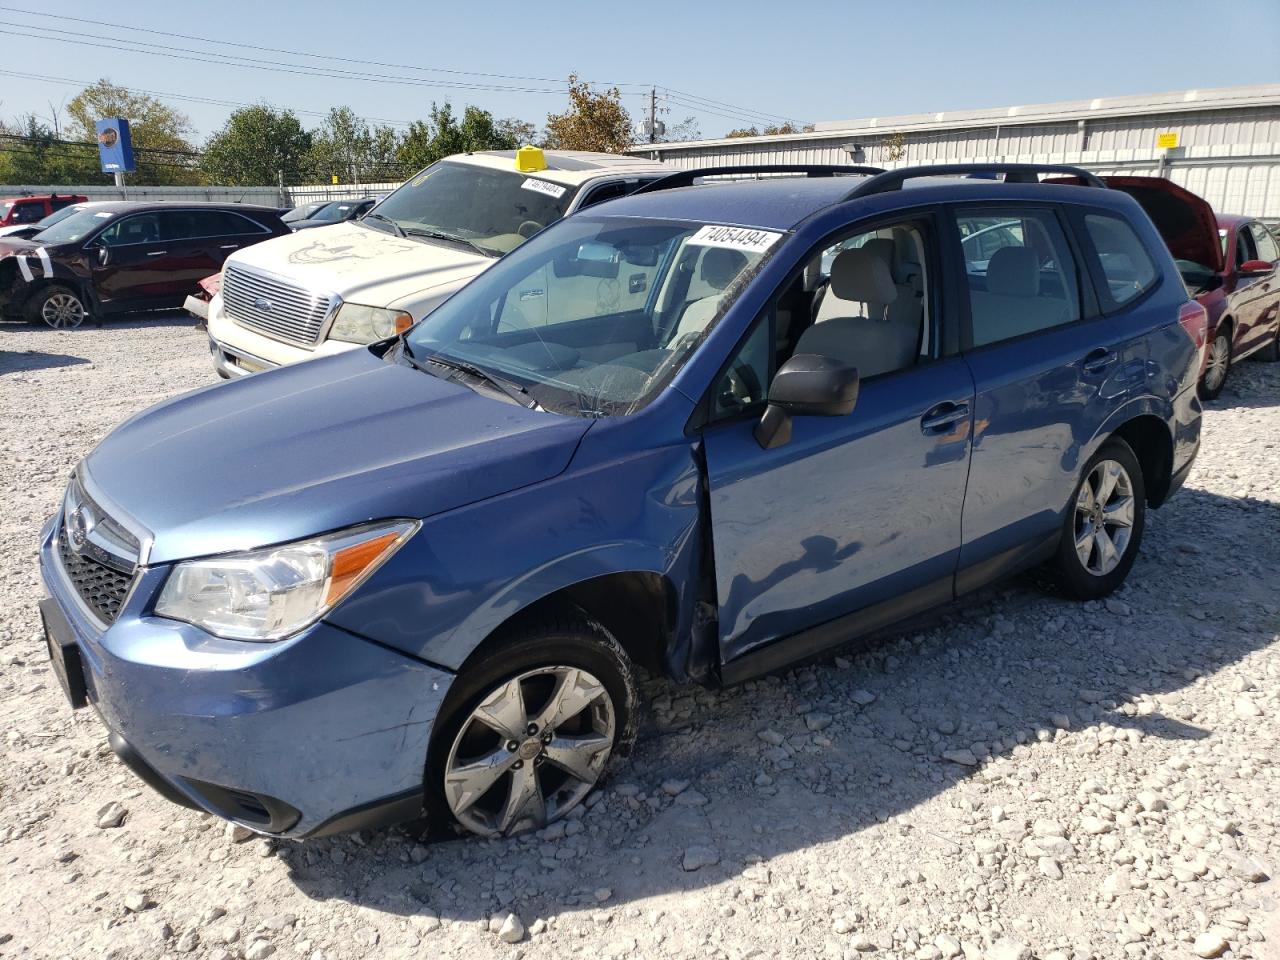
688;224;782;253
521;178;567;199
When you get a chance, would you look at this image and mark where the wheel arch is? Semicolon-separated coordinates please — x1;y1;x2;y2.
1108;413;1175;507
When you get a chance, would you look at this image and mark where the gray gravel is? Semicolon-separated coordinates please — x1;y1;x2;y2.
1;315;1278;960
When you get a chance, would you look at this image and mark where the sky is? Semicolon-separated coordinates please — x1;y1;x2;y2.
0;0;1278;144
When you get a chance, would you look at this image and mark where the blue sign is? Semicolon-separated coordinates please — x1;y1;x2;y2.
95;118;136;174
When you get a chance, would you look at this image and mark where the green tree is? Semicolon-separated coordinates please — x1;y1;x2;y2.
307;107;403;185
0;114;104;185
725;126;760;139
544;74;632;153
201;105;312;186
66;79;202;185
396;102;523;172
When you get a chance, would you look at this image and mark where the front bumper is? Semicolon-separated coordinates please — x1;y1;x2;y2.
38;517;454;838
182;294;209;322
206;294;356;377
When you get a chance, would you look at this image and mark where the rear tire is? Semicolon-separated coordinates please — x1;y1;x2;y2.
1199;325;1232;400
1053;438;1146;600
426;612;637;839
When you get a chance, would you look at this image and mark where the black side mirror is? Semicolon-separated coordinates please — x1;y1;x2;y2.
754;353;860;450
93;244;109;266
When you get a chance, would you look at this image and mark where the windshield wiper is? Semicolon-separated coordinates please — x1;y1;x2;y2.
403;345;542;411
364;212;406;237
403;227;495;258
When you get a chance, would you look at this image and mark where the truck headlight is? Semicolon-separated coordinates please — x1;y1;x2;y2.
327;303;414;344
155;520;418;641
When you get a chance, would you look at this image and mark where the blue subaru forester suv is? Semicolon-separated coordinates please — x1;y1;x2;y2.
39;163;1205;840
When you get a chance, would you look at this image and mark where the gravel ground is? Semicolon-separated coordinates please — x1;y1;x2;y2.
1;315;1278;960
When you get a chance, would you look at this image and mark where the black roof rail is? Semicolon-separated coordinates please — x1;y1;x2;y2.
844;163;1107;200
632;164;886;196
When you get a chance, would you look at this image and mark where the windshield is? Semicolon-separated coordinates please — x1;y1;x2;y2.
281;201;328;223
34;205;84;230
31;207;116;245
404;216;779;417
309;200;365;222
363;159;577;257
0;201;12;218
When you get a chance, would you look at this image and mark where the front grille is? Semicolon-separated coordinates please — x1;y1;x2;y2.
222;264;332;347
56;526;135;624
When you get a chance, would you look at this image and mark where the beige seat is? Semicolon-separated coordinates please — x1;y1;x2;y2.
968;246;1070;346
794;246;920;378
669;247;749;343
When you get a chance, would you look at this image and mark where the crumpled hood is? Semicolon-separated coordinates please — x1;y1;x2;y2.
225;220;493;308
82;347;590;564
0;237;41;258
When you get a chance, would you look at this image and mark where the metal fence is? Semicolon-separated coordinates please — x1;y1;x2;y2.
0;181;404;208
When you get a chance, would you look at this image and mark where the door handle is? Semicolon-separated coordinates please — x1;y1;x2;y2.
1081;348;1117;373
146;250;168;256
219;244;240;250
921;402;970;434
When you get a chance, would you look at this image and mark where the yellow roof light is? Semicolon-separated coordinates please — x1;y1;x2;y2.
515;145;547;173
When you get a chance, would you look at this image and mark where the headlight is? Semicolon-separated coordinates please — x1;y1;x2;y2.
327;303;414;344
155;520;418;641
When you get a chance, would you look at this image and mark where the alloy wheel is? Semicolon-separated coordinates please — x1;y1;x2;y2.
1203;333;1230;392
443;666;616;837
1073;459;1135;576
41;292;85;329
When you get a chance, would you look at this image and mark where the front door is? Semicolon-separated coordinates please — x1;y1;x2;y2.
90;212;179;307
701;216;975;666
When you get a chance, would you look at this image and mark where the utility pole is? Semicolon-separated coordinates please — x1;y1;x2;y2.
649;88;657;144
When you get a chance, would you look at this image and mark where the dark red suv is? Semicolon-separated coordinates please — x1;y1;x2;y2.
0;202;289;328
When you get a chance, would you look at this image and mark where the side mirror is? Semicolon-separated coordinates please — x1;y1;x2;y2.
93;244;109;266
754;353;860;450
1239;259;1274;276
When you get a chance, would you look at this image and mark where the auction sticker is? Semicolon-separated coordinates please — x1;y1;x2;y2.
521;178;567;199
688;224;782;253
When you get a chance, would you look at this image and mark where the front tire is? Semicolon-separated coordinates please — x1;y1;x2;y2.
427;613;637;839
26;283;87;329
1053;438;1146;600
1199;325;1232;400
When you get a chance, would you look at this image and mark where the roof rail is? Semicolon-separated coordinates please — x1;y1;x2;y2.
632;164;886;196
844;163;1107;200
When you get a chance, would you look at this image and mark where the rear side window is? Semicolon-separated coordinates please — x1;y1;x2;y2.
1082;213;1158;309
955;206;1080;348
11;201;46;224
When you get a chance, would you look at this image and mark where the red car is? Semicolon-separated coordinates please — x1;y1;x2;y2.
0;193;88;227
1092;177;1280;399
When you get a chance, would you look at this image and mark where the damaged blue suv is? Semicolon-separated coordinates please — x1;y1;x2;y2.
40;164;1204;839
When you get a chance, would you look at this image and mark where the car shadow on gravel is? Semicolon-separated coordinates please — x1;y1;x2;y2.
1;308;197;336
273;482;1279;929
0;349;89;375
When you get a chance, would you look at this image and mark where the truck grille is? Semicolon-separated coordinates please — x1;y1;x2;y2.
222;264;332;347
57;527;135;624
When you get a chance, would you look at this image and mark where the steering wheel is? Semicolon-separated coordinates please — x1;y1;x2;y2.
517;220;544;239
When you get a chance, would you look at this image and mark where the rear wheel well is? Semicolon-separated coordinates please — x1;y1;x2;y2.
1110;415;1173;507
462;572;677;677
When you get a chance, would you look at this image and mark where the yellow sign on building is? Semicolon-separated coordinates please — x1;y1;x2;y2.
1157;132;1180;150
331;175;340;185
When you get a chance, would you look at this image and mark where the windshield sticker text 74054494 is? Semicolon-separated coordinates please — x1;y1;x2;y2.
521;178;567;199
688;224;782;253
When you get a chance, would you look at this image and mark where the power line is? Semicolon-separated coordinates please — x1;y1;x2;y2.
663;86;807;127
0;3;651;92
0;68;416;128
0;4;799;133
0;24;572;95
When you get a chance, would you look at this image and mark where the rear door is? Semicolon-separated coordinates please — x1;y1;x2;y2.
951;203;1136;589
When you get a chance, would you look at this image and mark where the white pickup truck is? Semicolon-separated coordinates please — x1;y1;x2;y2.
206;149;670;377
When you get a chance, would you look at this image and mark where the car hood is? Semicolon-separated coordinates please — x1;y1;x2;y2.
82;346;591;564
226;220;493;307
0;237;41;258
1099;176;1224;273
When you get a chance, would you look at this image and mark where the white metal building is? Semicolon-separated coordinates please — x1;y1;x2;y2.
628;84;1280;219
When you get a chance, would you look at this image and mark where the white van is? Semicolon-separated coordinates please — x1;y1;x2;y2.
206;149;670;376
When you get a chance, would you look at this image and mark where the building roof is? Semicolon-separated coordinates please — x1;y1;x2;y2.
629;83;1280;153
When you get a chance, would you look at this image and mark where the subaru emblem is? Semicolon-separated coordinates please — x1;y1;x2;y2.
253;297;273;313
